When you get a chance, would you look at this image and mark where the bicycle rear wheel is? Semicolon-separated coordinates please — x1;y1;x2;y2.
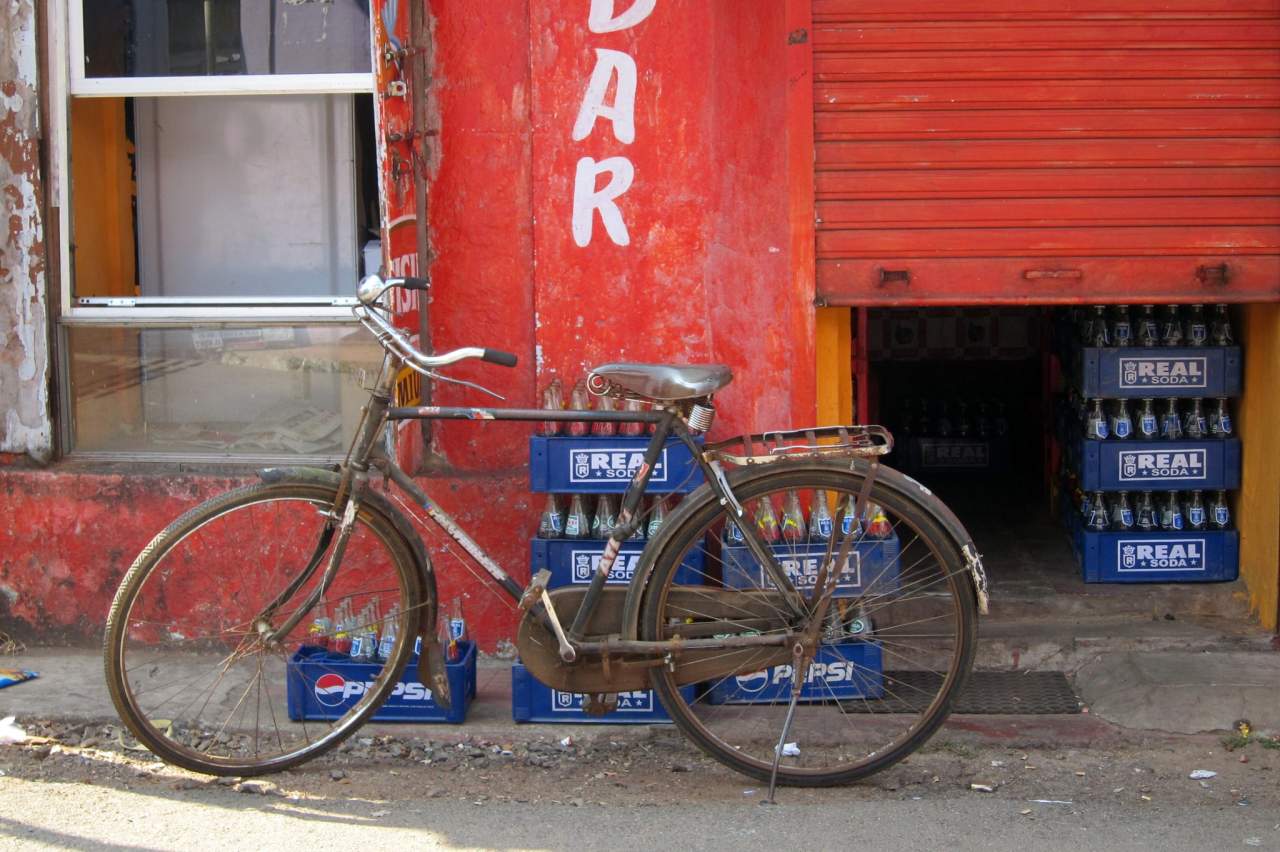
640;462;977;786
104;480;430;776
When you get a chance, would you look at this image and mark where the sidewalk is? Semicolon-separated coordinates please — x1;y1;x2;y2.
4;637;1279;745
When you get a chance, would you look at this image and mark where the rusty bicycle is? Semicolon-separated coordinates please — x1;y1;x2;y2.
104;274;988;794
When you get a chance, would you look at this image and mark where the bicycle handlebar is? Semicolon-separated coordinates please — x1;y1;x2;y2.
354;274;519;370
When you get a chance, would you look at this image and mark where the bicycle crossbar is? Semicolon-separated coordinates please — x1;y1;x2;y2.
386;406;669;423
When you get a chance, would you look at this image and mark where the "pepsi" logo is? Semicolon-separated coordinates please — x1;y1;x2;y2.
312;672;434;707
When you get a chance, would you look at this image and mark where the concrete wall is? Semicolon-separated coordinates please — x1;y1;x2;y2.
0;0;52;462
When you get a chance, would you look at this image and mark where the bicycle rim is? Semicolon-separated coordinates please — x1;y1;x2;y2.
105;482;423;776
641;464;977;786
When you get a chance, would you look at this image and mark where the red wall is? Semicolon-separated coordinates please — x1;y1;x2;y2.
0;2;815;649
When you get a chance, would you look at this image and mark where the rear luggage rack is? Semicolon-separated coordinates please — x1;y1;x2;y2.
703;425;893;466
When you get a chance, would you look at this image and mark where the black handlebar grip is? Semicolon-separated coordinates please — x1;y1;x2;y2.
393;276;431;290
482;349;519;368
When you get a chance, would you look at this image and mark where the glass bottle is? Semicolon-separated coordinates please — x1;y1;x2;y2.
1136;398;1158;440
1110;491;1134;530
1135;304;1160;347
1182;398;1207;440
897;397;915;438
1209;490;1231;530
620;397;646;437
1210;304;1233;347
1185;490;1207;531
1135;491;1158;531
592;494;618;539
1160;305;1183;347
1208;397;1232;438
810;490;834;541
917;398;933;438
1086;398;1109;441
645;496;667;539
591;392;618;437
1183;303;1208;347
1109;399;1133;440
567;379;591;437
1110;304;1132;347
865;502;893;539
1159;399;1183;440
539;379;564;436
537;493;565;539
955;400;972;438
1159;492;1184;531
1085;491;1110;531
564;494;591;539
839;494;863;538
935;400;954;439
1088;305;1110;347
973;401;992;438
780;490;807;542
993;401;1010;438
754;498;781;543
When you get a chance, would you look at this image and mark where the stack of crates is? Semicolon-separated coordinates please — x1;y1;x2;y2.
513;431;703;723
1058;306;1241;583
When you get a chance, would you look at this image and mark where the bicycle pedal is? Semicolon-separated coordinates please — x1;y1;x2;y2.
583;693;618;716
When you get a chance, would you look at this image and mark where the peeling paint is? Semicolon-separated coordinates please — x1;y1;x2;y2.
0;0;52;462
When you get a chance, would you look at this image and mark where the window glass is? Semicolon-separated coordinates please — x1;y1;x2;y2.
81;0;372;79
67;325;383;457
71;94;361;302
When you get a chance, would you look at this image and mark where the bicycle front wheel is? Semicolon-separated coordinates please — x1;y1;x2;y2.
640;462;977;786
104;480;430;776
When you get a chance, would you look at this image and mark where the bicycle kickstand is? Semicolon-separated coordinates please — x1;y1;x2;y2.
762;640;808;806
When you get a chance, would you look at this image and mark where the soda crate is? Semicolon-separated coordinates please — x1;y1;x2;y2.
528;435;703;494
1077;438;1241;492
511;661;691;724
720;534;901;597
906;437;1010;473
286;641;476;723
1072;528;1239;584
704;641;883;704
531;537;703;590
1077;346;1242;399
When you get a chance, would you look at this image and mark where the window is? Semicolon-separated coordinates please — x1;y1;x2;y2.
53;0;382;459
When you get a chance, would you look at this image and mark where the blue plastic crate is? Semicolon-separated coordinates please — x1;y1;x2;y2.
511;661;690;724
531;537;703;589
1073;529;1238;583
1078;439;1241;492
705;641;883;704
906;437;1010;473
286;641;476;723
1077;346;1241;398
529;436;703;494
720;535;901;597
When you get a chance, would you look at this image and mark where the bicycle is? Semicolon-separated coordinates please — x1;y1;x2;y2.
104;274;990;795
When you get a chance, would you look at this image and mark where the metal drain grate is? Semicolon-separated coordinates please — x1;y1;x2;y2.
842;671;1081;715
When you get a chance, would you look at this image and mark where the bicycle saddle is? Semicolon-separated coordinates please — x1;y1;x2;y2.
588;363;733;401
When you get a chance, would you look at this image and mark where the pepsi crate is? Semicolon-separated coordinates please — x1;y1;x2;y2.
511;661;691;724
1077;346;1241;399
720;535;901;597
705;641;883;704
1077;438;1241;492
906;437;1009;473
529;436;703;494
286;641;476;723
1073;529;1238;584
531;537;703;589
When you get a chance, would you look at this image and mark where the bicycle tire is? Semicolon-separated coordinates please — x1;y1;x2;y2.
639;461;977;786
104;480;430;776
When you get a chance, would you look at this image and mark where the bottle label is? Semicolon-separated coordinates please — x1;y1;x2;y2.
1172;514;1184;530
1140;414;1157;435
1113;419;1131;438
565;516;583;536
817;518;833;538
1189;507;1205;526
550;514;564;534
1214;507;1229;526
1091;420;1109;440
449;618;466;642
1189;324;1207;344
1219;416;1232;435
728;522;745;543
1120;509;1133;526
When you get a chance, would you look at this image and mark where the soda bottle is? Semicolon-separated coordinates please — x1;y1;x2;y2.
917;398;932;437
1183;303;1208;347
1159;399;1183;440
307;602;333;650
1085;491;1109;531
810;490;834;541
973;401;992;438
1183;398;1207;439
363;601;380;662
839;494;863;538
592;494;618;539
331;601;352;656
897;398;915;438
591;393;618;437
537;493;565;539
1135;491;1158;531
567;379;591;437
564;494;591;539
780;490;807;542
1110;305;1132;347
350;605;370;662
1135;304;1160;347
993;401;1010;438
447;599;468;662
377;604;399;662
754;498;782;543
865;502;893;539
1210;490;1231;530
539;379;564;437
620;397;646;437
1208;397;1232;438
1110;491;1134;530
726;517;747;544
1087;305;1110;347
1210;304;1233;346
935;400;954;439
1185;490;1207;531
1159;492;1184;531
1137;398;1158;439
1086;398;1109;440
1160;305;1183;347
645;496;667;539
1109;399;1133;440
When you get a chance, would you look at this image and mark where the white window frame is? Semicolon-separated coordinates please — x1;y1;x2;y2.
55;0;377;325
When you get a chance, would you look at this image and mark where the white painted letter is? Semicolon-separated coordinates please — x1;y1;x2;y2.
573;156;634;247
588;0;657;33
572;49;637;145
